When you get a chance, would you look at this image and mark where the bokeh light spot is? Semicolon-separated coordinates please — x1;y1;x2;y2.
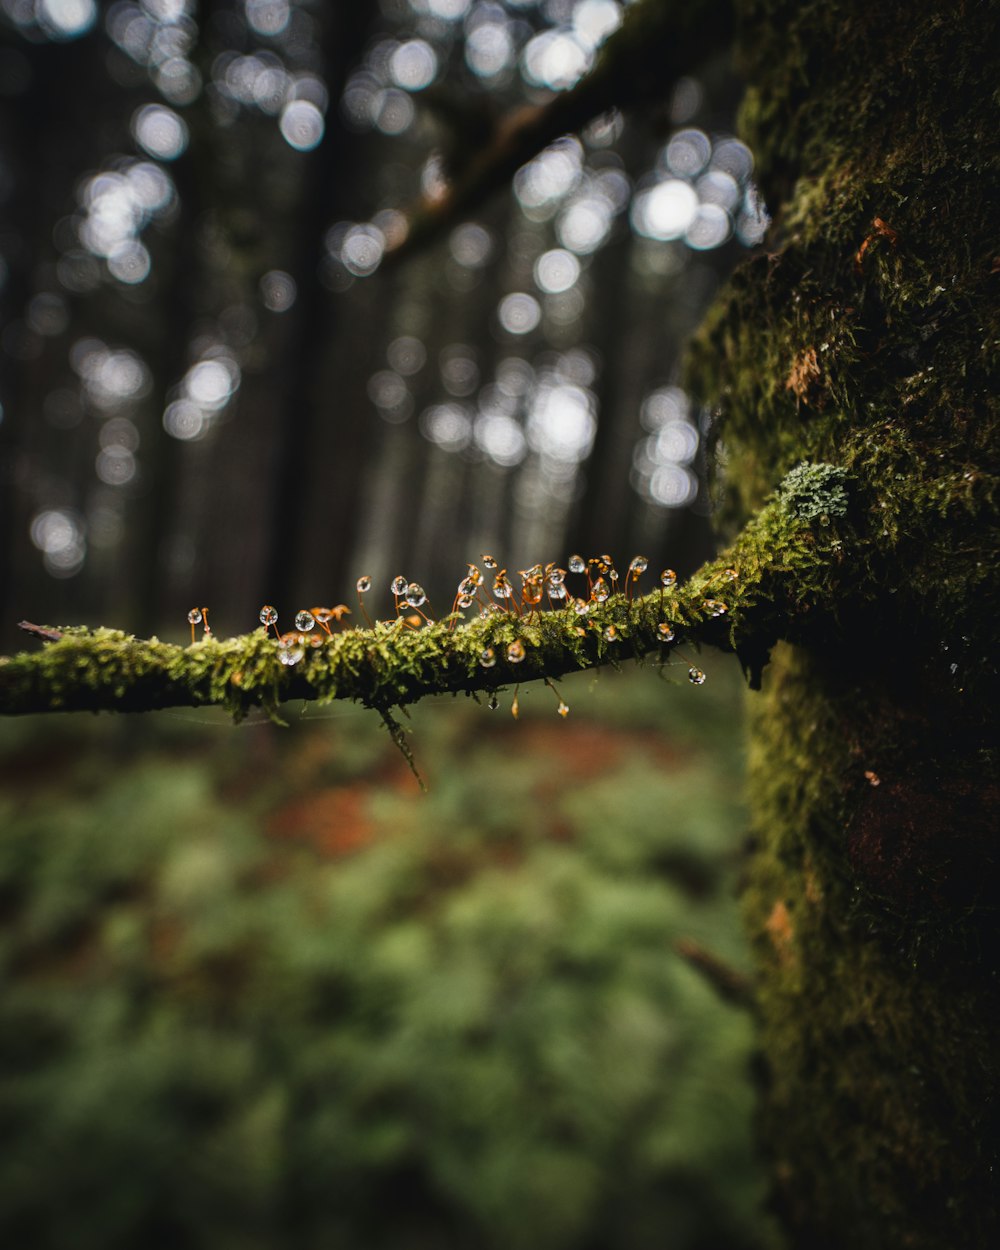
132;104;188;161
498;293;541;336
534;248;580;295
631;180;699;241
449;222;493;268
279;99;324;151
38;0;96;39
259;269;297;312
107;240;152;284
340;224;385;277
390;39;437;91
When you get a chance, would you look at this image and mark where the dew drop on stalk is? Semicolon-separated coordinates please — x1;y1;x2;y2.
573;597;590;615
703;599;727;617
458;576;477;597
688;667;706;685
603;625;618;642
557;701;569;718
482;554;498;569
357;575;372;593
391;575;408;596
568;554;585;574
660;569;677;588
480;647;496;668
295;610;316;631
628;555;648;575
312;607;333;625
658;622;675;642
507;639;525;663
405;582;427;607
458;594;474;609
592;577;610;602
280;646;305;666
548;583;567;600
259;605;278;627
493;574;513;600
187;608;203;625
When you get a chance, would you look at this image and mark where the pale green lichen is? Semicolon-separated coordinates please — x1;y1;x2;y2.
777;462;850;522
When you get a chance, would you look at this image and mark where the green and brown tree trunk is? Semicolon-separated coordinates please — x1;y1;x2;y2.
687;2;998;1245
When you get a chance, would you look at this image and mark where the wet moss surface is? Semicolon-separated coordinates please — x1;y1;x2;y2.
690;2;999;1245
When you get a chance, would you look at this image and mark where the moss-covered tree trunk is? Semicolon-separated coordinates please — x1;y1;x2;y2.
687;2;998;1245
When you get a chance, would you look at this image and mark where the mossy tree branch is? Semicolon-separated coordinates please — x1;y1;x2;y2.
1;464;853;719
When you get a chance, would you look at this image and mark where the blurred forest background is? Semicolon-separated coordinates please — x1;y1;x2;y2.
0;2;778;1247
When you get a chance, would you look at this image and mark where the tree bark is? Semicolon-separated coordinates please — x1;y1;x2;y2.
686;1;998;1244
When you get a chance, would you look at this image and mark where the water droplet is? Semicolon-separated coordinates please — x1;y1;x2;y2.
522;580;542;606
295;610;316;631
458;576;477;597
480;647;496;668
657;622;675;642
628;555;648;575
280;646;304;666
458;594;474;609
259;605;278;626
573;597;590;615
187;608;202;625
357;575;372;594
592;577;610;602
721;567;738;582
548;583;567;600
313;607;333;624
660;569;677;588
568;554;585;574
489;693;499;711
482;554;498;569
609;569;619;583
405;582;427;608
507;639;525;663
603;625;618;642
702;599;727;617
688;667;706;685
391;575;408;596
493;574;513;600
557;701;569;718
465;564;483;586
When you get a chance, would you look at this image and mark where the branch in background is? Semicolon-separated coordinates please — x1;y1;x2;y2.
0;466;850;719
674;937;753;1008
385;0;734;265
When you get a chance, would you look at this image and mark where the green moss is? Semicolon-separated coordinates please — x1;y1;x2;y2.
743;646;998;1250
776;463;849;522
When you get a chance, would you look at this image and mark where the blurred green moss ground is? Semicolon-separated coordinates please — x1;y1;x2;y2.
0;657;777;1250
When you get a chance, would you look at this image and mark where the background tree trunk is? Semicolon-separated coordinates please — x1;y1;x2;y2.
689;2;999;1244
